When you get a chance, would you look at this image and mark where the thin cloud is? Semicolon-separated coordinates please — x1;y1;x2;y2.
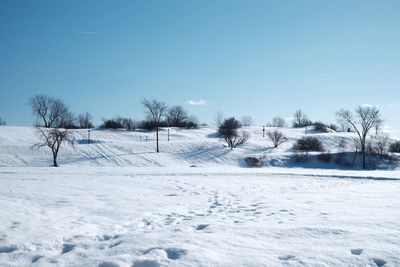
186;99;207;106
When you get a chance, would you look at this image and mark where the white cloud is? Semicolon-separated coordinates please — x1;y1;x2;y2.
185;99;207;106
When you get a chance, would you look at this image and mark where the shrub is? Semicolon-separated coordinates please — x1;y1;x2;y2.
389;141;400;153
314;122;328;133
244;157;262;167
267;130;288;148
218;117;248;149
138;120;167;131
328;123;338;132
293;136;324;152
100;117;135;131
100;118;124;129
185;121;199;129
293;153;309;163
270;116;287;127
185;115;199;129
317;152;332;163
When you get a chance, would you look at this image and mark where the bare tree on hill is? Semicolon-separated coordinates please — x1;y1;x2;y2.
337;105;382;169
218;117;250;149
30;94;69;128
271;116;287;127
166;105;188;127
30;95;75;167
78;112;94;129
240;116;254;127
267;130;288;148
142;98;168;153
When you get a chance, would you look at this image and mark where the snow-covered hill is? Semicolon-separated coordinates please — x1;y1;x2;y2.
0;126;382;169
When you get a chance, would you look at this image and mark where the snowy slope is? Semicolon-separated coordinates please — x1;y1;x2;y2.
0;126;381;169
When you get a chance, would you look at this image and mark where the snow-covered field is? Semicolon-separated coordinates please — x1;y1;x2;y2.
0;126;400;266
1;167;400;267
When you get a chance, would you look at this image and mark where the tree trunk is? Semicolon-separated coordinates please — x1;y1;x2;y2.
156;126;159;153
361;143;366;169
52;152;58;167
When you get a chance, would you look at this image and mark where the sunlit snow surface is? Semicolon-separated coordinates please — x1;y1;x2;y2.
0;167;399;266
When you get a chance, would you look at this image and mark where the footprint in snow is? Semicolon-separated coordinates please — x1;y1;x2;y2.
0;246;17;253
132;260;160;267
61;243;75;254
351;249;363;255
143;247;186;260
196;224;209;230
372;258;387;267
165;248;186;260
98;261;120;267
31;255;44;263
278;255;297;261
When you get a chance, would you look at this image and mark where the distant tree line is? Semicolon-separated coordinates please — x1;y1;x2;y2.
0;116;6;126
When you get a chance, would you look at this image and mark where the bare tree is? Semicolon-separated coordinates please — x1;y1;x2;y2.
373;132;390;157
29;94;69;128
0;116;5;126
214;110;224;127
271;116;287;127
293;109;312;128
121;117;136;131
78;112;94;129
166;105;188;127
337;105;382;169
186;115;199;129
142;98;168;153
267;130;288;148
240;116;254;127
218;117;249;149
33;127;74;167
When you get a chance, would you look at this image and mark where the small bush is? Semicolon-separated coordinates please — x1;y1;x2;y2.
185;121;199;129
317;152;332;163
100;119;124;129
314;122;328;133
138;120;168;131
293;153;309;163
100;117;136;131
328;123;338;132
293;137;324;152
244;157;262;167
218;117;248;149
389;141;400;153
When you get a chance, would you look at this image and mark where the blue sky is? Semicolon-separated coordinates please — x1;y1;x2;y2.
1;0;400;132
